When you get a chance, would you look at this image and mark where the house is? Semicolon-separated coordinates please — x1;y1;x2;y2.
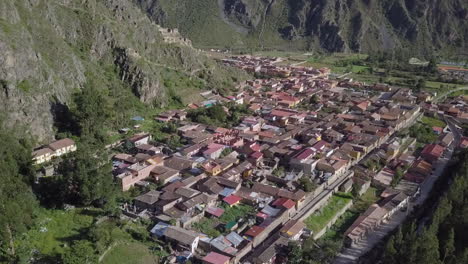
117;159;158;191
164;156;197;171
150;221;170;237
202;252;231;264
344;192;408;247
460;137;468;148
32;148;54;165
438;132;454;147
225;232;244;248
280;220;305;240
244;226;265;239
316;158;348;176
202;161;222;176
47;138;77;157
134;190;161;211
203;143;226;159
420;144;445;163
372;168;395;187
128;133;151;147
151;166;180;184
205;207;225;218
163;226;199;253
136;144;161;155
253;235;288;264
33;138;78;164
223;195;242;207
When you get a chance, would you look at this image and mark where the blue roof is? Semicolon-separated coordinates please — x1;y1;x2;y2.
226;232;244;247
131;116;145;121
150;222;170;237
220;187;235;197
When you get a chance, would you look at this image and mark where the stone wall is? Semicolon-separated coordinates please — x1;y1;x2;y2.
312;200;353;240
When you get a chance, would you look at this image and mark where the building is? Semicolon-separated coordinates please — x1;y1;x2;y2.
420;144;445;163
163;226;200;253
202;252;231;264
280;220;305;240
32;138;77;165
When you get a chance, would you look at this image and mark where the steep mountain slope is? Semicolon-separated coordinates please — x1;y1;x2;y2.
0;0;247;142
136;0;468;55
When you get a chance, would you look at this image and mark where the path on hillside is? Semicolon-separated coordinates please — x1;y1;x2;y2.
434;86;468;102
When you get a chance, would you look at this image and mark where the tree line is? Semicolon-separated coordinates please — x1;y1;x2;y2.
376;150;468;264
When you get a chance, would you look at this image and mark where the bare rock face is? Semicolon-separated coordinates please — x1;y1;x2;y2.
135;0;467;54
0;0;247;142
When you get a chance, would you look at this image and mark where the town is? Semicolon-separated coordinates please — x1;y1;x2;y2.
32;55;468;264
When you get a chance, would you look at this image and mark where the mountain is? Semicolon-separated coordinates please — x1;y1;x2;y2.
136;0;468;55
0;0;247;142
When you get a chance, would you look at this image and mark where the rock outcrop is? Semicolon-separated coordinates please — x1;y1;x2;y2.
0;0;247;142
136;0;468;54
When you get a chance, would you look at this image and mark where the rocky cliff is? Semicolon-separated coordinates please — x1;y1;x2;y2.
136;0;468;55
0;0;247;142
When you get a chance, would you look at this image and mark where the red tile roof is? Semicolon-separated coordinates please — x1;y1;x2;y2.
206;207;225;218
244;226;265;237
293;148;315;160
223;195;242;205
272;198;296;209
202;252;231;264
421;144;444;158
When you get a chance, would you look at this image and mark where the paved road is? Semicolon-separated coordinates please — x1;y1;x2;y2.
333;115;462;264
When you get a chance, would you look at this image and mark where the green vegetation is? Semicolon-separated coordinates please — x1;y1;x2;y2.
219;204;254;224
187;103;252;128
17;208;98;258
421;116;446;128
304;193;353;233
17;79;32;92
377;150;468;264
320;187;380;241
0;124;38;263
102;243;159;264
299;177;318;192
408;121;439;145
192;218;221;238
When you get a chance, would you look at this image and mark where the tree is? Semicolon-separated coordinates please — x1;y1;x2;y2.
286;241;302;264
57;145;117;208
382;237;398;264
391;167;404;187
299;177;317;192
62;240;97;264
73;85;112;145
0;124;37;262
310;94;320;104
415;78;426;92
442;228;455;263
427;58;438;73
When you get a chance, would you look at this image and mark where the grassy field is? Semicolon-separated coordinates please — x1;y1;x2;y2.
19;208;167;263
321;187;380;241
102;243;159;264
421;116;446;127
304;193;353;234
19;208;100;256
